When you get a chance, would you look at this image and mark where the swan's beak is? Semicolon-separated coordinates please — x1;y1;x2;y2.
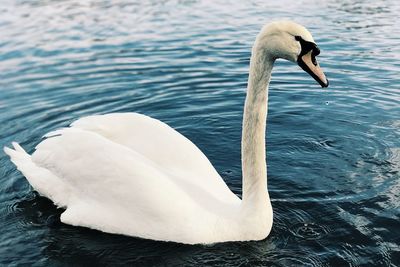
298;50;329;88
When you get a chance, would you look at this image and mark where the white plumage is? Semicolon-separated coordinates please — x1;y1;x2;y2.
4;21;327;244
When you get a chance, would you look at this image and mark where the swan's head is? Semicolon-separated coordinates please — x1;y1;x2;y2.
257;21;329;87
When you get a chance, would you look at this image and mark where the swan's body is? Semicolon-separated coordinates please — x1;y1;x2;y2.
4;21;328;244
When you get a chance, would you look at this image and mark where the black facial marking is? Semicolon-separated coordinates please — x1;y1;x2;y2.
295;35;319;57
295;36;328;88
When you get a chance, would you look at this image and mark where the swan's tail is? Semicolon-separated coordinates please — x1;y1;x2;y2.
4;142;31;168
4;142;69;207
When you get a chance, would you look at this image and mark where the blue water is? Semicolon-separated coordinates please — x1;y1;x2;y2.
1;0;399;266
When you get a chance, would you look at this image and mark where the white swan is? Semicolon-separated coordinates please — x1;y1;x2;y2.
4;21;328;244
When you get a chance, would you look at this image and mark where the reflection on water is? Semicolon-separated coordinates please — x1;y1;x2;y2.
0;0;399;266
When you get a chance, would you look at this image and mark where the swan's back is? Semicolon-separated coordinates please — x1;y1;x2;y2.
70;113;239;204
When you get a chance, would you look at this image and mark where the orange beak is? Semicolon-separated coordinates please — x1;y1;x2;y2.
298;50;329;88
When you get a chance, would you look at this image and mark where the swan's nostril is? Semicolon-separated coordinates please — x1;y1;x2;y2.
311;55;318;66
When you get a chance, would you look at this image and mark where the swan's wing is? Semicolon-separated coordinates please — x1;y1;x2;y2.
70;113;238;204
32;128;214;241
6;114;241;243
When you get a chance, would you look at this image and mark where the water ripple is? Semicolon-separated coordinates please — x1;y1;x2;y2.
1;0;399;266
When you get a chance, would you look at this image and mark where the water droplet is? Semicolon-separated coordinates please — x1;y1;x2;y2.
290;222;329;240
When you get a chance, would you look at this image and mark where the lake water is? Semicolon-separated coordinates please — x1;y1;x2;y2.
1;0;399;266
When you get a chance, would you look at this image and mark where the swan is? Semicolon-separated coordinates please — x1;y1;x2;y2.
4;21;328;244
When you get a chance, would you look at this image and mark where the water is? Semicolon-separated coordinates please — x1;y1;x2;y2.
1;0;399;265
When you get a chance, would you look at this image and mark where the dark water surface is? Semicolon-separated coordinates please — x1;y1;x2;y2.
1;0;399;266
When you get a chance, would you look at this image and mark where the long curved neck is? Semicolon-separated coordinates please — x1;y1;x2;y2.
242;41;274;207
